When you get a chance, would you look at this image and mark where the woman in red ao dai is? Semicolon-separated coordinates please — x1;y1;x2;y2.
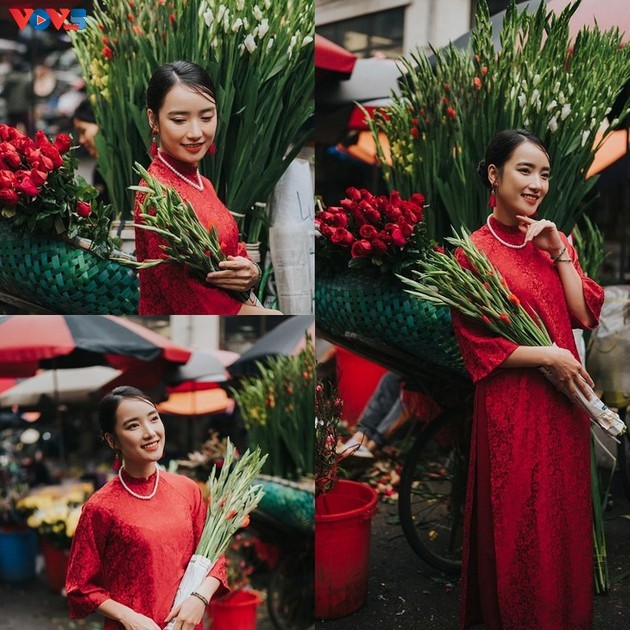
135;60;280;315
66;386;228;630
452;129;604;629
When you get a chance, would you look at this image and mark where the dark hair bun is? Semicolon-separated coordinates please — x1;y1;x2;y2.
477;159;491;189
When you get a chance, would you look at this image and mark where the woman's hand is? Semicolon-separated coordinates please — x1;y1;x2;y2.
164;596;206;630
119;610;161;630
205;255;259;291
543;345;594;398
516;215;564;257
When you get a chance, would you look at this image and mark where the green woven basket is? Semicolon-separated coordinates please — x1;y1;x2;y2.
255;475;314;533
0;220;139;314
316;270;465;373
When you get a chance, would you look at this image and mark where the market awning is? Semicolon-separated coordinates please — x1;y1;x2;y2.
315;34;357;79
156;389;231;416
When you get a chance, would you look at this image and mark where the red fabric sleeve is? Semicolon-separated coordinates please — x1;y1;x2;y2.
192;485;229;598
451;248;519;384
563;236;605;330
65;502;112;618
236;241;249;259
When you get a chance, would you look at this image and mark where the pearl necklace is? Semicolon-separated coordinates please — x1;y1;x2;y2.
486;215;527;250
157;150;204;192
118;465;160;500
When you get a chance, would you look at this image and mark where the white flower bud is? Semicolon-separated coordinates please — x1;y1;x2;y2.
216;4;226;22
533;73;541;87
258;18;269;38
232;17;243;32
244;34;257;53
530;89;540;106
560;103;571;120
567;83;574;95
236;0;244;10
509;86;516;100
267;37;274;50
253;5;263;21
546;100;557;112
553;81;561;94
581;130;589;147
611;117;620;128
302;35;313;47
591;107;597;117
518;92;527;109
521;79;528;90
558;91;565;105
547;115;558;132
605;107;612;116
264;0;271;8
203;9;214;27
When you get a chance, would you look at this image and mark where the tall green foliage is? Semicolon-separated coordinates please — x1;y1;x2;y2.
368;0;630;241
71;0;313;244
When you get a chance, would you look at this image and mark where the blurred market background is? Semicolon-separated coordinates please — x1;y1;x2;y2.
0;314;315;630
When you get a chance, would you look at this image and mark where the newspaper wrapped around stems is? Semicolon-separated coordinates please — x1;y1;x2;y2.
164;441;267;630
401;228;626;438
115;163;250;303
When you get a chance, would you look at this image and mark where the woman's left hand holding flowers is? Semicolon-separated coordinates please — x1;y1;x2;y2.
517;215;564;257
206;256;259;291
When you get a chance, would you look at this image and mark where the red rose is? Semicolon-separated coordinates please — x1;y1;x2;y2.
30;169;48;186
379;230;392;245
340;198;357;211
316;211;335;224
102;47;113;60
351;239;372;258
0;188;19;207
411;193;425;205
404;209;418;225
37;155;54;171
331;228;354;247
359;224;378;239
446;106;456;120
0;170;16;189
40;144;63;168
346;187;361;202
433;245;445;254
331;212;348;228
34;130;51;149
76;201;92;218
411;127;419;138
0;143;21;169
319;224;334;238
24;147;42;166
391;228;407;247
53;133;72;154
399;221;413;237
16;175;39;196
0;125;10;142
371;239;387;255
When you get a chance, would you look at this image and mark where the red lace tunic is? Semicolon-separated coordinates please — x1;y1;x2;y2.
452;217;604;630
134;153;249;315
66;470;228;630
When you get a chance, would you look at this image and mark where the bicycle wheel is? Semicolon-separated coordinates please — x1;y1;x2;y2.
267;544;314;630
398;406;471;573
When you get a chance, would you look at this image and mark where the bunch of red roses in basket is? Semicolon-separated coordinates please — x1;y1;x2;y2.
0;124;114;254
315;187;431;276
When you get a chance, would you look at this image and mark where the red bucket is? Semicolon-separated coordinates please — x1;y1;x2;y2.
315;480;378;619
207;590;260;630
40;537;70;592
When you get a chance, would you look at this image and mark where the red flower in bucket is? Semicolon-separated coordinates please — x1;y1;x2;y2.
315;187;431;277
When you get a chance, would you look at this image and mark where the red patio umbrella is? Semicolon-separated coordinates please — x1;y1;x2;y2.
315;34;357;80
0;315;191;389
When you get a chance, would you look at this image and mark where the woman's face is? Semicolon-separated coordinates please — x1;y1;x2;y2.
148;83;218;166
73;118;99;158
489;141;550;219
106;397;165;466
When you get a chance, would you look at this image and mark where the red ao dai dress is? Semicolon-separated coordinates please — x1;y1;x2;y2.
66;470;228;630
451;217;604;630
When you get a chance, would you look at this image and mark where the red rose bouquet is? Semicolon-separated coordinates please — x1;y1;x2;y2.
315;187;431;277
0;124;114;256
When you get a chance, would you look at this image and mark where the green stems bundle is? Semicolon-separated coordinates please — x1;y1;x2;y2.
120;163;250;302
367;0;630;241
165;440;266;629
231;335;315;480
70;0;313;243
590;436;609;594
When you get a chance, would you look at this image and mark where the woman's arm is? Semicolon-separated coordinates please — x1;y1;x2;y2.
164;576;223;629
501;344;594;397
96;600;161;630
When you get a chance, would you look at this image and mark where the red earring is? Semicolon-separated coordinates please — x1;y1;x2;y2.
488;185;497;209
112;451;122;471
208;143;216;155
149;138;158;158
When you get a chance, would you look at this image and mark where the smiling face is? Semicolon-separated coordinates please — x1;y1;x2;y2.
489;140;550;224
148;83;217;166
105;397;165;468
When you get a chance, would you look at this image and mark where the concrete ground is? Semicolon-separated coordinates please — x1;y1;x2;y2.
316;473;630;630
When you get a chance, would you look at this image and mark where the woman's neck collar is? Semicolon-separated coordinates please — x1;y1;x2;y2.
491;209;520;228
120;461;158;480
156;149;199;174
